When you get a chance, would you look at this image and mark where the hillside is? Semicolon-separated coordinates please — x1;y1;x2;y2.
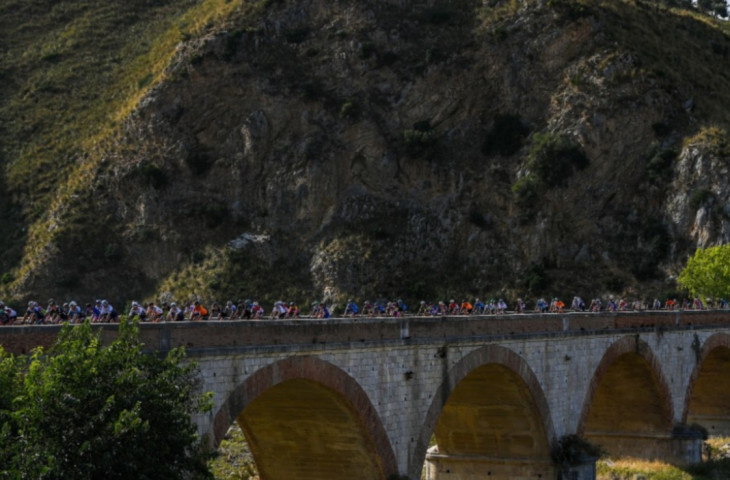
1;0;730;308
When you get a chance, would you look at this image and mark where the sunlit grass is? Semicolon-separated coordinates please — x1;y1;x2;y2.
681;126;729;155
598;458;693;480
209;423;259;480
598;440;730;480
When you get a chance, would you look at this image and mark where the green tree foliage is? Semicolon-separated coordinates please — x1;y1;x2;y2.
526;133;589;188
482;114;530;157
678;244;730;300
512;132;589;219
0;321;213;480
698;0;728;17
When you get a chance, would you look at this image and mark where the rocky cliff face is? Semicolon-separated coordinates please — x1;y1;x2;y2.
5;0;730;306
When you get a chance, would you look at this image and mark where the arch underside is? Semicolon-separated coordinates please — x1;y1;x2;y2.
686;346;730;435
583;352;673;458
428;364;554;479
239;378;386;480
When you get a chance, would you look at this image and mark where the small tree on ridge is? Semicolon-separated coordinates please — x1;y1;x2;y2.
677;244;730;300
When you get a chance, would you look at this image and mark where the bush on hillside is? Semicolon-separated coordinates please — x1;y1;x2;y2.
403;120;436;154
646;148;676;184
527;132;589;188
482;114;531;157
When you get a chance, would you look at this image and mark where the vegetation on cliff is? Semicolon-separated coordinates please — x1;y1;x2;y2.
1;0;730;307
678;243;730;300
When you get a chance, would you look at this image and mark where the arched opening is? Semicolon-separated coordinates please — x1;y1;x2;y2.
209;356;396;480
417;346;556;480
239;378;385;479
433;364;552;459
579;337;673;460
685;334;730;436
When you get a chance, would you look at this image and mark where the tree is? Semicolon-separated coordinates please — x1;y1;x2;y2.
677;244;730;300
697;0;728;17
526;133;589;188
0;320;213;480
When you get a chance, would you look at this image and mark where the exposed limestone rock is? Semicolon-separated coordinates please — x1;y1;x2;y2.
665;131;730;250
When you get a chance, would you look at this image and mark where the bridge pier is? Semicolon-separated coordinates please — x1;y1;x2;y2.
686;414;730;437
585;429;703;465
423;447;559;480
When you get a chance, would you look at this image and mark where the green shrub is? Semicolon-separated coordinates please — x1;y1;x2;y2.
104;243;122;262
468;210;491;230
41;52;62;63
0;272;13;285
606;273;626;292
482;114;530;156
359;42;375;59
412;120;431;132
551;434;604;466
285;28;309;44
196;201;229;228
136;161;168;189
523;262;548;294
687;458;730;478
646;148;676;184
687;423;709;440
631;217;671;280
300;81;323;100
652;121;671;137
512;175;540;212
424;47;444;65
185;151;213;175
378;51;399;67
133;226;158;242
57;272;81;288
527;132;589;187
547;0;595;20
137;73;153;89
403;120;435;153
690;188;714;210
304;137;324;160
190;250;206;264
340;100;359;119
428;8;453;25
223;29;245;61
403;130;433;146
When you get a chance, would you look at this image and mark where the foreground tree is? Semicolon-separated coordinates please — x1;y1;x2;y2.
0;320;213;480
677;243;730;300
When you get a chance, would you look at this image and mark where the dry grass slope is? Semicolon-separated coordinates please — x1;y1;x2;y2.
0;0;242;292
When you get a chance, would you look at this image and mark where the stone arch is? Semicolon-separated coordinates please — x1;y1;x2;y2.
577;335;674;458
211;355;398;479
413;344;556;480
683;333;730;435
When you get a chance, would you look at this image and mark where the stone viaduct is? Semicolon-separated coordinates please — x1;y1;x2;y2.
3;310;730;480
